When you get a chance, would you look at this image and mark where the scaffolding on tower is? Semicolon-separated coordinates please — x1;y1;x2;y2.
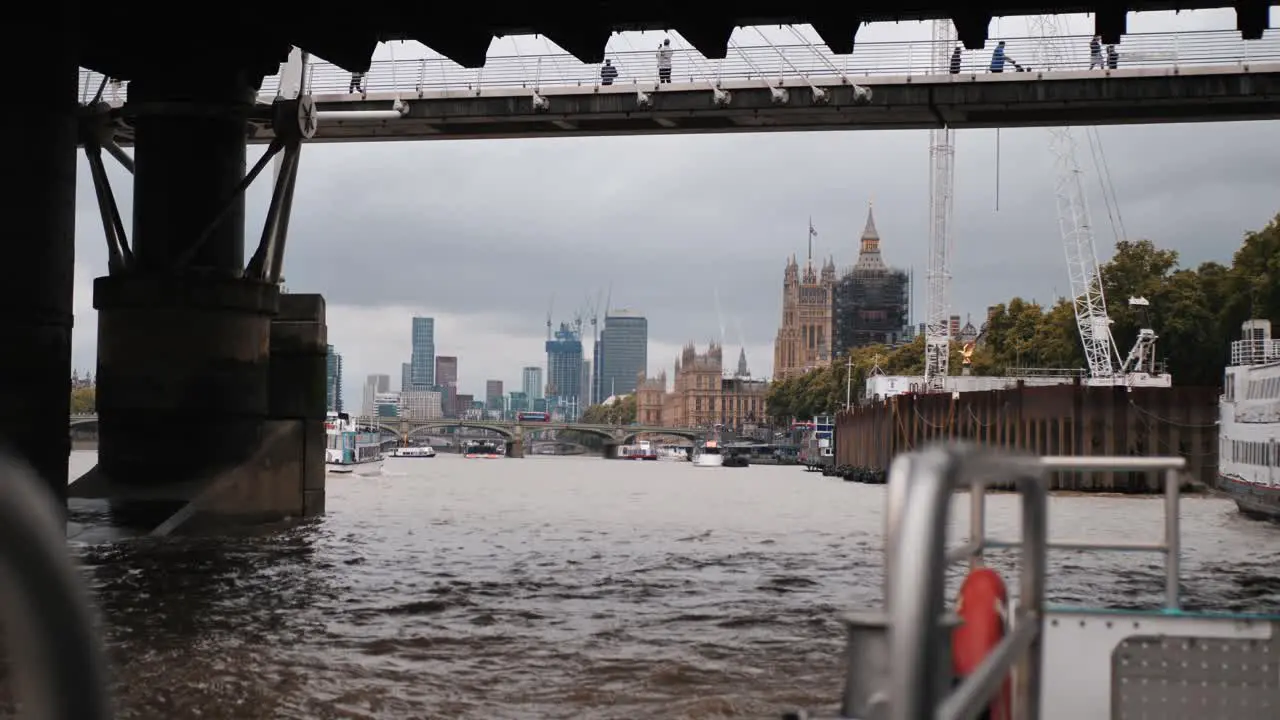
923;19;957;392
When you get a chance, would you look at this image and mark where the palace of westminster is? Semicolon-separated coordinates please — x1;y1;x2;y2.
634;205;915;429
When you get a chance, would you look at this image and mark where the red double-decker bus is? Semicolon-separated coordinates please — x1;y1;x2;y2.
517;411;551;422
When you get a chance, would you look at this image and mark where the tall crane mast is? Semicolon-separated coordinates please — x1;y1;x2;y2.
1028;16;1121;384
923;19;957;392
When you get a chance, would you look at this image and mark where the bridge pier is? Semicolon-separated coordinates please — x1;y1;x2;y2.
602;442;620;460
69;54;327;533
505;439;524;458
0;44;78;505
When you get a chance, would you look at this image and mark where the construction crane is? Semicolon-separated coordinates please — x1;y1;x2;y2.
1027;17;1170;388
545;292;555;341
923;19;957;392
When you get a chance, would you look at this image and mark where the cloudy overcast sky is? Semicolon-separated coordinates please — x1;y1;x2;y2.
72;9;1279;404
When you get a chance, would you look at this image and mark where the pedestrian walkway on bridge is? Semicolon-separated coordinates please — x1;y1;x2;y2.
80;28;1279;104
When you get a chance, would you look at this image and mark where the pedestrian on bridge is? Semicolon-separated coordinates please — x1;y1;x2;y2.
1106;44;1119;70
989;41;1008;73
348;71;365;94
657;39;673;83
1090;35;1104;69
601;58;619;86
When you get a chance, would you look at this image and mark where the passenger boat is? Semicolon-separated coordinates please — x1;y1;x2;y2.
391;446;436;458
617;440;658;460
787;443;1280;719
1216;318;1280;521
324;412;383;474
692;440;724;467
462;440;503;459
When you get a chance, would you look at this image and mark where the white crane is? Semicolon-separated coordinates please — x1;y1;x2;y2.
923;19;958;392
1028;17;1170;388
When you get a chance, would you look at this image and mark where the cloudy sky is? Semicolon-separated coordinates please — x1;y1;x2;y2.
72;9;1280;404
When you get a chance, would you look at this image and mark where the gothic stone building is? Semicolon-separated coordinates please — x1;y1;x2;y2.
773;255;835;381
636;343;767;429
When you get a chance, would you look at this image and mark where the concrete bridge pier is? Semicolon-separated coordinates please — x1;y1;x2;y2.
602;442;620;460
69;56;326;533
506;425;524;458
0;45;77;505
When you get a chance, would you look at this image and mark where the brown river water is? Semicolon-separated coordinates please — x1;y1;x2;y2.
45;451;1280;718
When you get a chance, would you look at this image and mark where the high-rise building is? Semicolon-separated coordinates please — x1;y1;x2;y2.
435;355;459;416
485;380;504;412
409;316;435;390
401;390;444;420
832;206;912;354
521;366;544;401
435;356;458;388
580;359;592;407
374;392;401;418
591;337;603;404
508;391;529;414
773;237;836;381
400;362;413;393
598;310;648;399
545;322;583;419
361;373;391;416
325;344;344;412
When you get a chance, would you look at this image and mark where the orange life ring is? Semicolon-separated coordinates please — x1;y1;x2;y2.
952;567;1012;720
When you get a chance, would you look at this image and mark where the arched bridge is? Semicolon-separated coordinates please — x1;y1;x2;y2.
68;414;705;445
369;418;705;444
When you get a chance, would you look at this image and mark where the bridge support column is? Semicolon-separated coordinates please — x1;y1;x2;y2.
71;58;322;533
602;442;620;459
0;44;77;505
505;439;524;458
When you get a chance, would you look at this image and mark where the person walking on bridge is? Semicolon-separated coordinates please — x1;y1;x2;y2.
600;58;619;86
657;38;673;83
950;45;962;74
989;41;1008;73
348;71;365;94
1089;35;1103;69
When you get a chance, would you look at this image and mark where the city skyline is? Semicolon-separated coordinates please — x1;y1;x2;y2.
60;10;1279;408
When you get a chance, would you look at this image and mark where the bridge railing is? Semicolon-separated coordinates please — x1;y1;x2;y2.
77;28;1280;105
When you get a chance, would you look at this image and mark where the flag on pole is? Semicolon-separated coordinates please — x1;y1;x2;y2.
809;218;818;238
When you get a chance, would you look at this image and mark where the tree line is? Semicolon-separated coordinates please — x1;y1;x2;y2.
767;212;1279;423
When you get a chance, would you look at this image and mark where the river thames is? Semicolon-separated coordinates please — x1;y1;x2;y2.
57;451;1280;719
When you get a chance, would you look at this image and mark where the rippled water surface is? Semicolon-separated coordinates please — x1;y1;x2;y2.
61;451;1280;719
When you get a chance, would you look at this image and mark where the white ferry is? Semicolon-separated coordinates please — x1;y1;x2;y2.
1217;318;1280;520
391;446;436;458
325;412;384;474
617;440;658;460
692;440;724;467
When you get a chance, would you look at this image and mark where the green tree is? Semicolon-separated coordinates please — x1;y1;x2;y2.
70;386;95;414
579;394;636;425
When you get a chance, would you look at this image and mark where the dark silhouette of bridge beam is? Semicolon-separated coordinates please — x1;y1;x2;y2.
56;2;1273;76
0;33;77;506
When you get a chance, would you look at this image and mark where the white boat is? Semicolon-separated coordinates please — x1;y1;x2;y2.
325;412;384;474
1216;318;1280;520
787;445;1280;720
617;440;658;460
391;446;436;458
659;446;690;461
692;440;724;467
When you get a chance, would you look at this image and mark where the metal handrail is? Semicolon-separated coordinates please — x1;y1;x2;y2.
881;447;1187;720
0;451;111;720
77;28;1280;104
885;445;1047;720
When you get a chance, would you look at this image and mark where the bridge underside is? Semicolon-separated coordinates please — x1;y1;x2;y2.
46;3;1279;79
